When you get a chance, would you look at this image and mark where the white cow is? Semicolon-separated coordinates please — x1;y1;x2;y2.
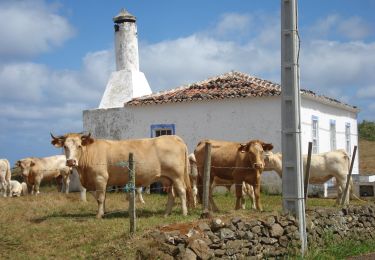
16;155;86;201
9;180;28;197
188;153;255;209
0;159;11;197
263;149;357;205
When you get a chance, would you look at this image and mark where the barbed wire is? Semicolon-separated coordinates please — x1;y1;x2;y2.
11;161;266;174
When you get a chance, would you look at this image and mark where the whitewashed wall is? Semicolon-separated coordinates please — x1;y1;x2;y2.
83;95;358;194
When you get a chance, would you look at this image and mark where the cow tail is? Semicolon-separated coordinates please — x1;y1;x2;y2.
184;146;193;208
6;159;11;181
5;160;11;196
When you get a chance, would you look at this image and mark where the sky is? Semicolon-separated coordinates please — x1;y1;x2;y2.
0;0;375;165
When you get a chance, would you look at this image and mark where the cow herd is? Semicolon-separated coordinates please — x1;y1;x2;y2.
0;132;358;219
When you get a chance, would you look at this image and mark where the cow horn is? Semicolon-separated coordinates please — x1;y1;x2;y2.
50;133;57;139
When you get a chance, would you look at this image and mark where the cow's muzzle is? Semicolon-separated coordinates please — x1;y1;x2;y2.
253;163;264;170
66;159;77;167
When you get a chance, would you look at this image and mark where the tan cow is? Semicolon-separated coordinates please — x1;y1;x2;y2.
263;149;357;205
0;159;11;197
194;139;273;211
16;155;72;195
51;133;192;218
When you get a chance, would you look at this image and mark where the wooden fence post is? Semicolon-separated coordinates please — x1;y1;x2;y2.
202;142;212;217
128;153;136;233
304;142;312;204
341;146;358;206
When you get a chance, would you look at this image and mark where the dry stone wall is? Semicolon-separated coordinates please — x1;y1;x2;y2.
136;205;375;259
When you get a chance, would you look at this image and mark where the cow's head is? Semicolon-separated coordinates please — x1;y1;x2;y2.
51;133;94;167
239;140;273;170
263;150;274;166
16;159;35;178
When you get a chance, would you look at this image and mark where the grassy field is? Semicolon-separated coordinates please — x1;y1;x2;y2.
0;187;372;259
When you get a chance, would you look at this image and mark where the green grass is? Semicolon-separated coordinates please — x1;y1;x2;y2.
0;187;370;259
303;233;375;260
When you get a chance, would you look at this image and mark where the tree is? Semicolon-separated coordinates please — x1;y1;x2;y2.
358;120;375;141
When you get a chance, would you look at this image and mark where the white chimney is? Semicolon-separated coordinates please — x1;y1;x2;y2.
99;9;152;109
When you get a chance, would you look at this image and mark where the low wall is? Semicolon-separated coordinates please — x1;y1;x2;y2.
136;205;375;259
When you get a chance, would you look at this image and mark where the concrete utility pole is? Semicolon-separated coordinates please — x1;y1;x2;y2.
280;0;307;254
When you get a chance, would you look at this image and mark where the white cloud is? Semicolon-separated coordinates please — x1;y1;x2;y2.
338;16;372;40
357;86;375;98
141;13;281;91
300;40;375;99
214;13;252;37
0;62;49;101
308;14;371;40
0;0;75;59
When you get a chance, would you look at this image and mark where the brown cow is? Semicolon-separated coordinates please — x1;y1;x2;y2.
188;153;255;209
51;133;192;218
194;139;273;211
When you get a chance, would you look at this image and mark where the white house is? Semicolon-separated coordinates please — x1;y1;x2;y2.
82;9;360;195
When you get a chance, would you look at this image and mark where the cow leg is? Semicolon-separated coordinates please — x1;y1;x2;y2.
137;187;145;204
253;173;263;211
335;176;346;205
95;190;106;218
173;180;188;216
79;185;87;202
246;184;256;209
240;183;247;210
0;182;5;197
63;175;70;194
192;180;198;208
164;189;175;216
6;180;11;197
94;180;107;219
33;178;42;195
235;182;243;210
27;183;33;195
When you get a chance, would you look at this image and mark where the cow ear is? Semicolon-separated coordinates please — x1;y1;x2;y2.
238;143;248;153
81;133;94;146
262;143;274;151
51;133;64;148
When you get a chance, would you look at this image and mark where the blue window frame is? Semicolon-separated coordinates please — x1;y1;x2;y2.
150;124;175;138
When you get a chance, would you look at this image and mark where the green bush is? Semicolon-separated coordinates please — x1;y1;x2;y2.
358;120;375;141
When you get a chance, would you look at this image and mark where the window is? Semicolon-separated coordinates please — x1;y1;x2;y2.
345;123;351;155
312;116;319;154
151;124;175;138
330;120;336;151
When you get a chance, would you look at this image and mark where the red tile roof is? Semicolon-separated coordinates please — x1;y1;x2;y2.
126;71;358;111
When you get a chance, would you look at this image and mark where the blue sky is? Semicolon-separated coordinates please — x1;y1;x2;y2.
1;0;375;165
